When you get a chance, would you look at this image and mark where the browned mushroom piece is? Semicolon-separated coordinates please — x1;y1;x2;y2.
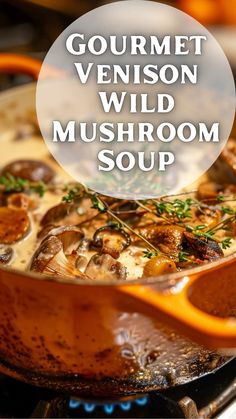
1;159;55;183
41;196;98;227
93;226;131;259
40;202;71;226
0;245;13;264
183;231;223;261
134;224;184;254
45;225;84;255
85;253;127;281
0;207;30;244
30;235;89;279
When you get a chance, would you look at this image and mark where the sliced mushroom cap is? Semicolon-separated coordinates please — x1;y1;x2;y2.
0;207;30;244
46;225;84;255
30;235;89;279
41;196;98;227
183;231;223;261
40;202;71;226
2;159;55;183
93;226;131;259
0;245;13;265
31;235;62;273
85;253;127;281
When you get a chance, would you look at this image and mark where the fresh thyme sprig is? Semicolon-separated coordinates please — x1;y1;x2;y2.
221;237;233;250
143;249;158;259
153;198;197;221
60;185;236;254
0;173;28;192
185;224;215;240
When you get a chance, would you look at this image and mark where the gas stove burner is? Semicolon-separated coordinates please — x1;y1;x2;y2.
69;396;148;415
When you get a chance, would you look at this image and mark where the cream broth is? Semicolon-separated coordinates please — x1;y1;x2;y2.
0;130;235;281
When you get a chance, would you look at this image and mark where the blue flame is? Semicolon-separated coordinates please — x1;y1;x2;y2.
69;396;148;414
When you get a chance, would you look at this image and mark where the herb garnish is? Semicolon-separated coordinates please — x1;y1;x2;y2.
62;185;82;203
143;249;158;259
0;173;46;197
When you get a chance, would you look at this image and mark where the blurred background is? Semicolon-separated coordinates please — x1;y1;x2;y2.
0;0;236;88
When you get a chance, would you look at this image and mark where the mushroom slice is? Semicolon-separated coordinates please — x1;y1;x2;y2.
30;235;88;279
0;207;30;244
41;196;98;227
0;245;13;265
40;203;71;226
183;231;223;261
93;226;131;259
31;235;62;273
46;225;84;255
85;253;127;281
1;159;55;183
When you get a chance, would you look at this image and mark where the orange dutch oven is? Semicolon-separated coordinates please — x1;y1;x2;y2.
0;54;235;398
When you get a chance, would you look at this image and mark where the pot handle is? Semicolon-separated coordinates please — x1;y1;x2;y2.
0;53;42;79
119;256;236;351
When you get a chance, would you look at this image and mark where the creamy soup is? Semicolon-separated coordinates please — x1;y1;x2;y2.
0;129;236;281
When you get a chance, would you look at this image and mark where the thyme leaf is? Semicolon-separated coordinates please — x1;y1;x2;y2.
221;237;233;250
143;249;158;259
